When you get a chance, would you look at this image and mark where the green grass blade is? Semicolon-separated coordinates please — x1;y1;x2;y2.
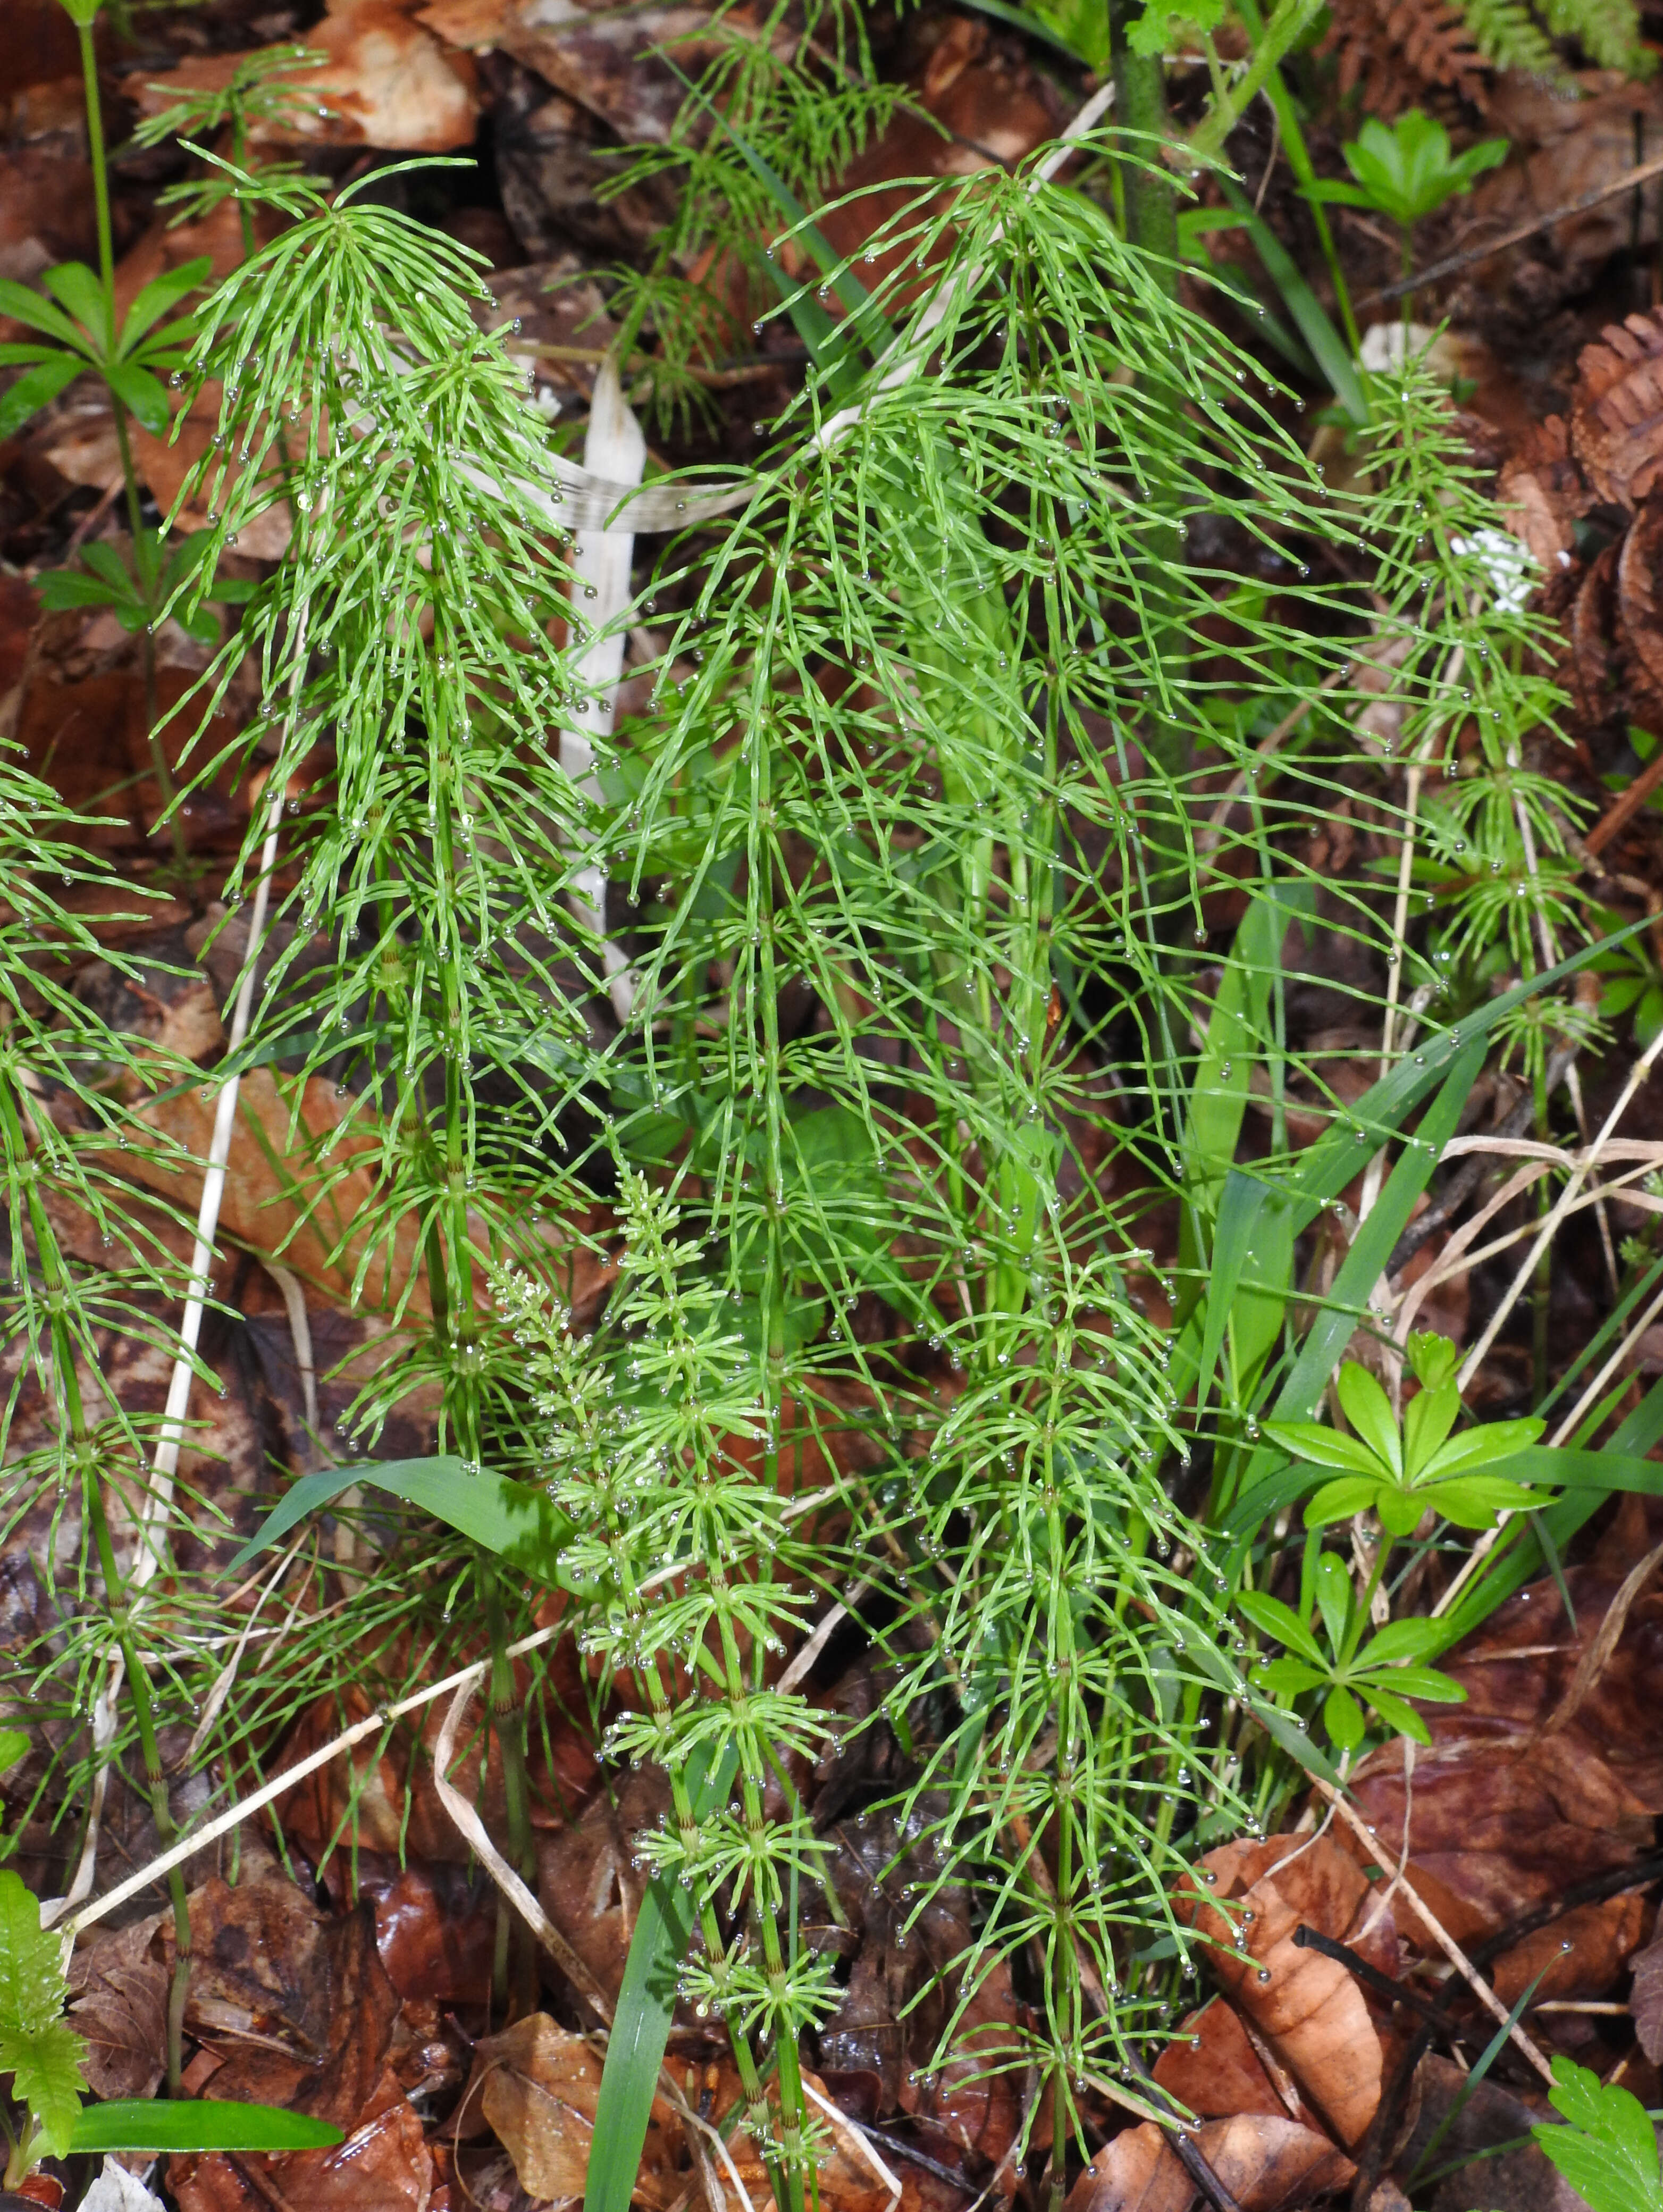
227;1456;579;1584
69;2101;346;2155
585;1745;739;2212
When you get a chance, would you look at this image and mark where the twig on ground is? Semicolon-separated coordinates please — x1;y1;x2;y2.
432;1672;615;2022
1305;1774;1555;2083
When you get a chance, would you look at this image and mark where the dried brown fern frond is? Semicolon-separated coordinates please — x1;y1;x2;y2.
1321;0;1489;114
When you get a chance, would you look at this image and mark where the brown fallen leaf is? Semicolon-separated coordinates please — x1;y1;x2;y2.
67;1913;169;2102
348;1856;497;2005
17;659;246;853
137;0;478;156
1153;1997;1313;2127
276;1616;600;1866
463;2014;683;2208
0;148;94;284
1633;1917;1663;2063
1066;2115;1353;2212
1490;1891;1649;2009
1176;1835;1387;2147
1348;1546;1663;1948
169;1883;434;2212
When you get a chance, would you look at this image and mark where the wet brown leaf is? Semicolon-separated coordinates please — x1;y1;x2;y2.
464;2014;682;2208
169;1883;434;2212
138;0;480;156
1067;2115;1351;2212
1348;1551;1663;1947
66;1914;169;2102
1153;1997;1311;2126
1177;1836;1386;2147
1490;1890;1648;2007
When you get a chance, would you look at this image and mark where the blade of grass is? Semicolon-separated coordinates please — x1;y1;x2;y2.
227;1456;579;1583
585;1744;740;2212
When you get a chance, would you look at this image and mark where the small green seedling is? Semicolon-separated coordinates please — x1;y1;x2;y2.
1238;1551;1466;1752
1263;1333;1545;1535
1313;111;1507;285
37;531;253;647
0;1871;341;2188
0;259;207;446
1534;2055;1663;2212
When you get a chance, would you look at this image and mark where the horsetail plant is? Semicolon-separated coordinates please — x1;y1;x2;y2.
120;52;1633;2212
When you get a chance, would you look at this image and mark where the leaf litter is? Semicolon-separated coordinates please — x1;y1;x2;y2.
17;3;1663;2212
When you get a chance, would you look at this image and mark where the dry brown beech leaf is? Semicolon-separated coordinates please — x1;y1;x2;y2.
1617;497;1663;705
1152;1997;1314;2127
1496;414;1588;582
67;1914;169;2102
463;2015;683;2209
1573;306;1663;510
1066;2115;1353;2212
1175;1836;1386;2148
137;0;478;155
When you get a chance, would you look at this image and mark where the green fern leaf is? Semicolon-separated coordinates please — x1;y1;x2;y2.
0;1870;86;2161
1458;0;1563;76
1540;0;1652;73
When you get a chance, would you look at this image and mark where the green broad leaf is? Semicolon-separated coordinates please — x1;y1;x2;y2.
37;568;142;624
1365;1685;1434;1743
1323;1683;1366;1750
586;1745;738;2212
1304;1475;1387;1528
1236;1589;1324;1665
1254;1656;1328;1695
104;359;172;434
119;258;212;353
1421;1416;1546;1481
1359;1616;1448;1665
1371;1664;1465;1703
1488;1445;1663;1494
1426;1474;1536;1529
1260;1420;1384;1476
0;1728;26;1773
40;262;111;354
227;1456;583;1588
1375;1487;1429;1538
1536;2056;1662;2212
1313;1551;1352;1658
1402;1375;1460;1477
0;1869;86;2160
0;280;86;349
1336;1363;1402;1476
69;2100;346;2155
0;350;84;441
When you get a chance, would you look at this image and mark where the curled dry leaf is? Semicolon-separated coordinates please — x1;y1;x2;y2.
1573;305;1663;510
1497;415;1588;581
1175;1834;1387;2147
1065;2115;1353;2212
1349;1549;1663;1950
66;1912;169;2102
137;0;478;156
1617;498;1663;706
169;1881;435;2212
460;2014;683;2208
